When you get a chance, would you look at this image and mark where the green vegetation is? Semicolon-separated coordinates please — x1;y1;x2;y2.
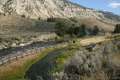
0;47;58;80
51;49;76;73
51;43;80;73
91;25;99;35
47;17;55;22
55;19;87;37
21;14;26;18
114;24;120;33
38;17;41;20
55;18;101;38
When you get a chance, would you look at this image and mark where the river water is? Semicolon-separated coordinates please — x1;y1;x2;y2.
0;41;57;59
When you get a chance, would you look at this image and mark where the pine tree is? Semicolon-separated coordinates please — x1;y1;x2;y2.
79;24;87;37
92;25;99;35
114;24;120;33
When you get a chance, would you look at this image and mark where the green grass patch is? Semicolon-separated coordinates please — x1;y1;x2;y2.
51;44;79;73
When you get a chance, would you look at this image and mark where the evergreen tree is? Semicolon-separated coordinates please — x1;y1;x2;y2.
79;24;87;37
55;22;66;36
92;25;99;35
114;24;120;33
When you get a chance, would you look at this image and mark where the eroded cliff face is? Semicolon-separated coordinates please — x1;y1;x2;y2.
0;0;119;23
0;0;63;18
53;40;120;80
0;0;77;18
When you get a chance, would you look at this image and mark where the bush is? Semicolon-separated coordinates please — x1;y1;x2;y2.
21;14;26;18
91;25;99;35
114;24;120;33
47;17;55;22
68;25;87;37
78;24;87;37
55;19;87;37
55;22;67;36
38;17;41;20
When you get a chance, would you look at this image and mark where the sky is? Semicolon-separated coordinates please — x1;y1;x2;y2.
70;0;120;15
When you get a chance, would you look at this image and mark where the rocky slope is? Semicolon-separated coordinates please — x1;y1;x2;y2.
0;0;119;23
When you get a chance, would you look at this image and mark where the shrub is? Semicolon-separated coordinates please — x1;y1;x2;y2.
114;24;120;33
55;19;87;37
47;17;55;22
91;25;99;35
78;24;87;37
55;22;67;36
21;14;26;18
38;17;41;20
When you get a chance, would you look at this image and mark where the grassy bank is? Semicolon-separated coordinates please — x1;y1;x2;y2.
0;47;61;80
51;44;80;74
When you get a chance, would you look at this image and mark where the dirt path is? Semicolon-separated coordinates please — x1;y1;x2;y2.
0;41;57;65
80;34;120;46
79;36;106;46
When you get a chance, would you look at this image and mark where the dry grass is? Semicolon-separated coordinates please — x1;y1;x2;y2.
80;71;110;80
79;36;106;46
77;18;115;32
111;53;120;67
0;53;38;80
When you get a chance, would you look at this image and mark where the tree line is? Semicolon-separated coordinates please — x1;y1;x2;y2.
55;20;100;37
114;24;120;33
54;18;120;37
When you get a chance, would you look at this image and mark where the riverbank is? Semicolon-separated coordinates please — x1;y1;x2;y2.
25;42;80;80
0;40;67;80
0;47;58;80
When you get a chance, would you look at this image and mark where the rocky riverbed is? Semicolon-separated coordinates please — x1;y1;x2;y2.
0;41;58;66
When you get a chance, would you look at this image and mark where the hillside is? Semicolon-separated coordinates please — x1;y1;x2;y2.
0;0;119;23
0;15;56;49
0;0;119;30
0;0;119;49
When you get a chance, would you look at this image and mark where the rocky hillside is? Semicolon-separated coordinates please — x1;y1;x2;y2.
0;0;119;24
